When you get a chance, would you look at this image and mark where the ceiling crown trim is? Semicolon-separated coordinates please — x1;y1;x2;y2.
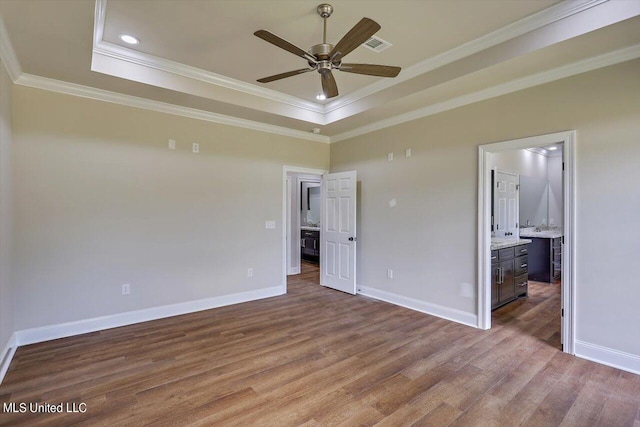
0;14;22;81
14;73;330;143
93;0;323;115
330;44;640;143
323;0;608;113
91;0;615;125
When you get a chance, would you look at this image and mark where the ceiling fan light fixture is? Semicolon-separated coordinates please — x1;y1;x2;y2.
119;34;139;45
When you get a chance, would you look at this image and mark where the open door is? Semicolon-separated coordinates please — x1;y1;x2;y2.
321;171;357;294
493;170;520;239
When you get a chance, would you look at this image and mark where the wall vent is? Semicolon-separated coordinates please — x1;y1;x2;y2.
362;35;392;53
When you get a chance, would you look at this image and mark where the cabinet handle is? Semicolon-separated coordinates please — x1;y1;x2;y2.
491;256;497;260
301;239;305;248
495;268;501;284
501;267;504;283
520;249;527;253
313;240;316;249
520;263;527;268
518;282;527;287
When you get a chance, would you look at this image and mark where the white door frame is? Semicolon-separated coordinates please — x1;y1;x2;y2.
477;130;576;355
282;165;328;293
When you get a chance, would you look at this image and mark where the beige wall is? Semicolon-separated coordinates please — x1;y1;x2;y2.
12;86;329;330
0;60;14;354
331;59;640;356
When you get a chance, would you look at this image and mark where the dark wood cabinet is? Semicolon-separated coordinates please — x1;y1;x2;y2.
528;237;562;283
491;243;529;310
301;229;319;263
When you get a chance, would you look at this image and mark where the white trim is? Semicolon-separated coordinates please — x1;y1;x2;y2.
282;166;327;293
15;286;283;347
0;333;17;385
13;74;330;144
562;133;576;354
0;14;22;82
288;267;301;275
575;340;640;375
93;0;610;119
477;131;576;355
324;0;608;113
92;1;322;115
330;45;640;143
358;286;478;328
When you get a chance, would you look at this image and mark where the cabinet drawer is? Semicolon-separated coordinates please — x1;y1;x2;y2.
498;247;514;260
515;274;528;295
515;255;528;276
515;245;529;256
491;250;498;262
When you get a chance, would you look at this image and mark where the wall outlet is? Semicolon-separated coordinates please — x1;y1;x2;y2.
405;148;412;157
247;268;253;278
389;198;397;208
192;143;199;153
122;284;130;295
168;139;176;150
387;152;394;161
387;269;393;279
265;220;276;229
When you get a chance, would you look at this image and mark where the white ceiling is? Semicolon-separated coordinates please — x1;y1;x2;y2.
1;0;639;141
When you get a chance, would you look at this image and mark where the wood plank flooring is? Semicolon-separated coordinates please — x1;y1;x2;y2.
1;263;638;426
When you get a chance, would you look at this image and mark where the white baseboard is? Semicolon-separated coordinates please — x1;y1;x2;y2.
15;286;284;347
575;340;640;375
287;267;300;275
357;286;478;328
0;333;17;385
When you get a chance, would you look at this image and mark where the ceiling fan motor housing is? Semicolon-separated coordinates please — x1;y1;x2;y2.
308;43;340;69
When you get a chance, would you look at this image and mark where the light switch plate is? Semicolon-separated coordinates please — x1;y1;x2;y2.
387;152;394;161
192;143;199;153
405;148;412;157
168;139;176;150
265;220;276;229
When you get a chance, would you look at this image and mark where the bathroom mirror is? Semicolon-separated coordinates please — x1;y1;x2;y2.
519;175;548;227
301;181;321;226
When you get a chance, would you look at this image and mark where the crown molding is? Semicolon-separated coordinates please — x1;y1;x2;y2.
94;0;609;119
93;0;323;115
0;14;22;82
330;44;640;143
14;74;330;144
323;0;609;113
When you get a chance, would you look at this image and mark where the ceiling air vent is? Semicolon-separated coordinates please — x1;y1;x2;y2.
362;35;392;53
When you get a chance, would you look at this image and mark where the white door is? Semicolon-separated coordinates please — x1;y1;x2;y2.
494;170;519;238
321;171;357;294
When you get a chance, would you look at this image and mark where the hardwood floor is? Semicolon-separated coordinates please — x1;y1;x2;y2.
1;266;639;426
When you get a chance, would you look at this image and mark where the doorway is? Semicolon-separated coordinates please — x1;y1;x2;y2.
478;131;575;354
282;166;326;293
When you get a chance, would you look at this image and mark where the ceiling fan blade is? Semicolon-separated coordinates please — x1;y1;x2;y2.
254;30;317;64
257;68;314;83
329;18;381;62
338;64;401;78
321;71;339;99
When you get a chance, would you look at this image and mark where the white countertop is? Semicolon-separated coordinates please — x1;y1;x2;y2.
519;228;563;239
301;226;320;231
491;238;532;250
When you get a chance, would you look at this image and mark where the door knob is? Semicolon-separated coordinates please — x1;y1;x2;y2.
348;237;357;241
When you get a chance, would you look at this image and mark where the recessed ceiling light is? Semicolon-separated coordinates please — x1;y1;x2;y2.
548;146;558;150
119;34;139;45
316;93;326;101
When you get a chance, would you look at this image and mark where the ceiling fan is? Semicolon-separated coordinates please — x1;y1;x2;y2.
254;3;401;99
